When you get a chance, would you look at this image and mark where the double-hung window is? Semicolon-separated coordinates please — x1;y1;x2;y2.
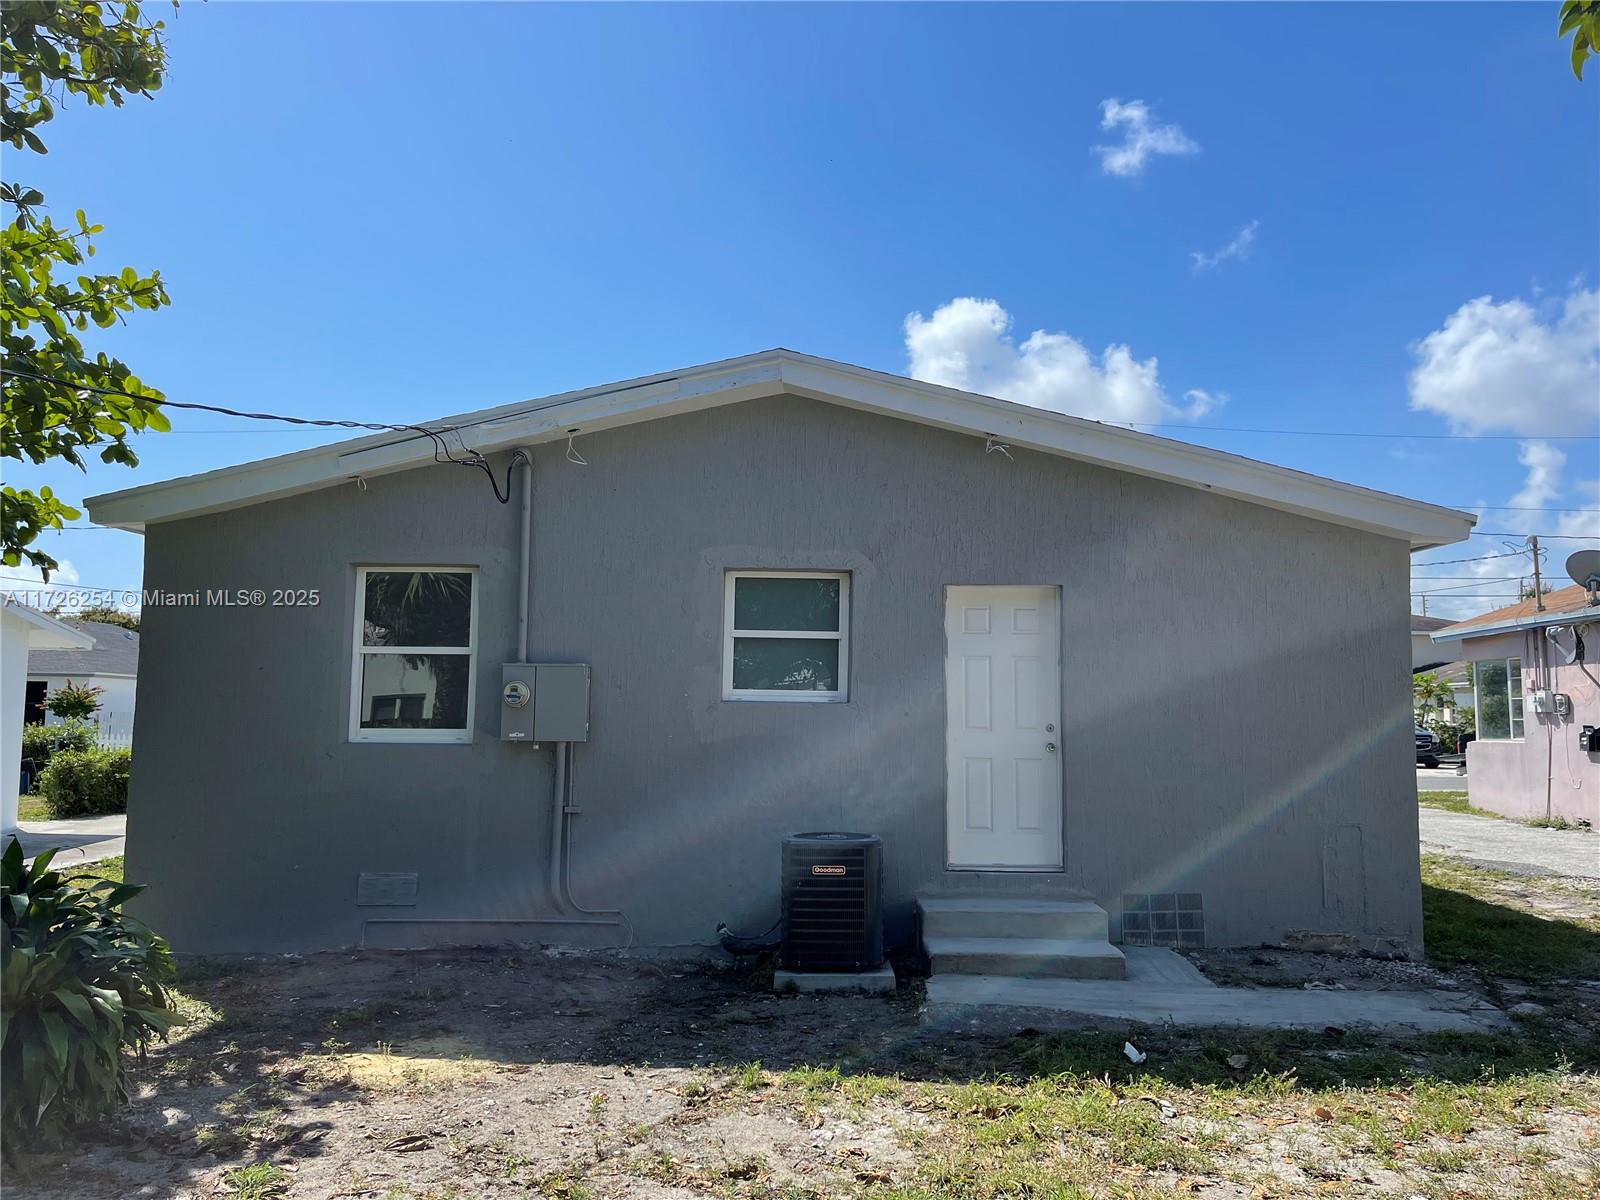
1472;656;1524;741
723;571;849;701
350;567;478;742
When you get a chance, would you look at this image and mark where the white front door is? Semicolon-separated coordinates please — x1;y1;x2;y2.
945;586;1063;869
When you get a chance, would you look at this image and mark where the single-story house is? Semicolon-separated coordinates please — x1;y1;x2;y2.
27;618;140;747
1411;613;1463;672
1433;585;1600;824
86;349;1477;964
1;599;95;837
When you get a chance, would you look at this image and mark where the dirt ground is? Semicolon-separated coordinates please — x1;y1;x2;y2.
3;951;935;1200
4;943;1598;1200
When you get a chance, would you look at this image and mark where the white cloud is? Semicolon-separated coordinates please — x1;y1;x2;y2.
1412;441;1600;621
1094;98;1199;178
1191;220;1259;273
1508;440;1565;511
904;297;1218;425
1408;287;1600;435
0;559;80;588
0;558;84;610
1179;388;1227;419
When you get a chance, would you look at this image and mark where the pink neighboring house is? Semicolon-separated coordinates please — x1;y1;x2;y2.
1434;584;1600;824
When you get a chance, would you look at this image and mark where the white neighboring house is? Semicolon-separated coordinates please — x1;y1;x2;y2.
26;617;140;750
1412;613;1463;672
2;599;95;837
1411;613;1472;723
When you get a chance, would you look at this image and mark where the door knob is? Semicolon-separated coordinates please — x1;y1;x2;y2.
1045;742;1057;753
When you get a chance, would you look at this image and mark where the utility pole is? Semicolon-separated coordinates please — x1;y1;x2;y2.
1528;535;1545;611
1420;593;1428;616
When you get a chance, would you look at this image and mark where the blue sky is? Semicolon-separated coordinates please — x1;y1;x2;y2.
6;1;1598;620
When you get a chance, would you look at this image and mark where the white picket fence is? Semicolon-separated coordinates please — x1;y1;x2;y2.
37;713;133;750
92;713;133;749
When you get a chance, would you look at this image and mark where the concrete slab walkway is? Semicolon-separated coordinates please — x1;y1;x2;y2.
1419;806;1598;881
1416;765;1467;792
924;947;1506;1032
6;814;125;866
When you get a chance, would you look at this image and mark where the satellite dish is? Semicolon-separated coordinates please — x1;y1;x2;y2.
1566;549;1600;606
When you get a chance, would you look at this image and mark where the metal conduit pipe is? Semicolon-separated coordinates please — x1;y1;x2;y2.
517;446;534;663
360;447;632;948
517;447;630;941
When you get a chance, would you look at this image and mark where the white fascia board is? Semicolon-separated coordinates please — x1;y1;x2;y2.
0;600;96;649
85;353;788;531
1434;608;1600;642
775;355;1475;549
85;347;1476;549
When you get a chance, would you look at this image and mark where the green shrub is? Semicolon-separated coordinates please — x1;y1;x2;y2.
0;837;174;1147
20;721;96;776
36;748;131;818
43;681;103;721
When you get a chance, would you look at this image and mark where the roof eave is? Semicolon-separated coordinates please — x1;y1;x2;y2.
84;348;1478;548
1434;605;1600;642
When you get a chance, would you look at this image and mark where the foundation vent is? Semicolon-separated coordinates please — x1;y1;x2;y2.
1121;893;1204;948
357;872;419;907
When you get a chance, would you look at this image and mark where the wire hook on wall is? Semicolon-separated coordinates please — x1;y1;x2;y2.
983;434;1014;462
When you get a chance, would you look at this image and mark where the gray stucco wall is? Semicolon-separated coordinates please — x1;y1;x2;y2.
128;394;1421;955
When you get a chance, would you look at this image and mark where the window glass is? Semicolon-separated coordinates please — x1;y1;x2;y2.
362;571;473;647
1476;660;1510;740
732;638;840;692
1509;657;1524;739
353;567;476;741
733;576;841;632
358;654;471;729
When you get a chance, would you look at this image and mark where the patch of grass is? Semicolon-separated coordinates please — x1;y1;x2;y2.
16;794;48;821
65;854;123;885
1525;815;1579;830
222;1162;288;1199
1421;854;1600;981
1418;791;1498;817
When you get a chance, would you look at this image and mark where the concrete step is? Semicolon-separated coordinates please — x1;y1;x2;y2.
924;935;1127;980
918;896;1109;941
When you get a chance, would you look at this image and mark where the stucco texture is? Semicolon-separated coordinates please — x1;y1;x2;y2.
127;394;1422;955
1463;629;1600;824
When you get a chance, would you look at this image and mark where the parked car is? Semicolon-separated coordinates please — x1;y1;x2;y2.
1415;727;1441;769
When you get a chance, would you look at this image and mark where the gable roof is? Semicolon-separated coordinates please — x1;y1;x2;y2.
27;619;140;678
1433;583;1600;641
85;348;1477;549
0;599;97;651
1411;614;1456;633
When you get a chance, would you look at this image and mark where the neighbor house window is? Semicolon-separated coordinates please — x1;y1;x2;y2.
723;571;849;701
350;567;478;742
1473;656;1524;741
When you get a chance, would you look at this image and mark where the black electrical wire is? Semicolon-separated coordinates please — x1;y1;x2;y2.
4;363;528;504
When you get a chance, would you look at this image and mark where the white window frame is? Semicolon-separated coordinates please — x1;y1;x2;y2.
349;565;479;744
1472;655;1524;742
722;570;850;703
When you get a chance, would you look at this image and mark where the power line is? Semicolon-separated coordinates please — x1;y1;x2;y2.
1412;578;1528;595
1410;550;1529;566
4;363;528;505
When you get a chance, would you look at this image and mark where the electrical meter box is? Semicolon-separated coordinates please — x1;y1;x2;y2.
500;664;537;742
500;663;591;743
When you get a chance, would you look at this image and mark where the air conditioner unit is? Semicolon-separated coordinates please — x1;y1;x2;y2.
779;832;883;971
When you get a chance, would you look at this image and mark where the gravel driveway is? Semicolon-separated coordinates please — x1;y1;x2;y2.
1419;806;1599;881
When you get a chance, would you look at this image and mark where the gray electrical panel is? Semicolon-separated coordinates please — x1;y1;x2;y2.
500;662;590;743
533;663;591;742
